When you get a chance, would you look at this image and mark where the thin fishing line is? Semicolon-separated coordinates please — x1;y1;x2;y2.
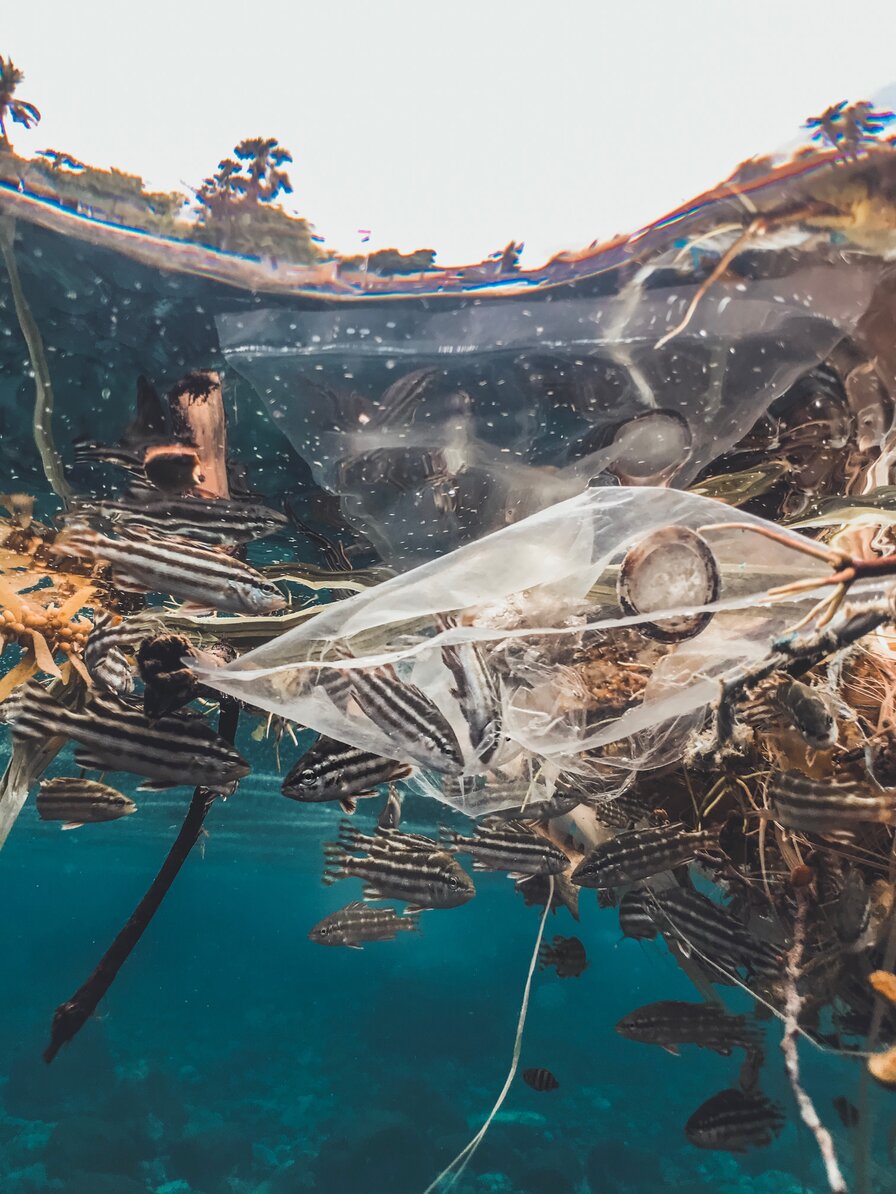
421;876;554;1194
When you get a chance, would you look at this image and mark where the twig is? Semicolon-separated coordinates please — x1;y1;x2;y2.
43;698;239;1063
780;891;847;1194
0;217;72;506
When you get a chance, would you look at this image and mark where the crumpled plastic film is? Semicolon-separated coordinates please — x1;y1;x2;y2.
194;487;872;800
217;253;879;563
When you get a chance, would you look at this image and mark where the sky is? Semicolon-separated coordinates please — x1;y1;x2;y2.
5;1;896;265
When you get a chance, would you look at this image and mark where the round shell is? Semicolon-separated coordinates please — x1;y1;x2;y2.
608;410;692;484
617;526;720;643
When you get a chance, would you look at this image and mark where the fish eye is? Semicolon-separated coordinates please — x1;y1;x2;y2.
300;769;318;787
261;582;281;596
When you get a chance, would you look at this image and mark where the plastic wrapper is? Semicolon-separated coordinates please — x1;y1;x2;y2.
195;486;867;811
218;251;880;564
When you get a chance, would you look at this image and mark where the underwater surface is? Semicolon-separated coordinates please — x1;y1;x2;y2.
3;100;896;1194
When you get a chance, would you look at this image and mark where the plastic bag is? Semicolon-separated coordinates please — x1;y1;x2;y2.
195;486;865;808
218;251;879;564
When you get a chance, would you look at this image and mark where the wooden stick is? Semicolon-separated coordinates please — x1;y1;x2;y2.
167;371;230;500
43;699;239;1063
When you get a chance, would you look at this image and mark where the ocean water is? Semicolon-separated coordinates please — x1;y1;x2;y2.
0;768;863;1194
1;178;895;1194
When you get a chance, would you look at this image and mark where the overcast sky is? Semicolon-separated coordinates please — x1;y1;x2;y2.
5;2;896;264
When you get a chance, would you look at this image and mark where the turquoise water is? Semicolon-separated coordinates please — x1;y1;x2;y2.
0;766;848;1194
0;203;893;1194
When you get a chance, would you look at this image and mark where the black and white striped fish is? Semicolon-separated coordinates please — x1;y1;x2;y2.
378;785;403;831
66;495;287;546
522;1067;559;1092
332;651;464;774
615;1000;762;1056
282;736;413;814
309;901;420;948
685;1088;785;1153
83;611;154;695
440;820;569;876
54;526;286;615
767;770;896;831
538;935;588;978
571;823;717;889
2;681;249;791
515;871;580;920
337;823;440;856
618;887;658;940
438;619;503;763
322;833;474;910
651;888;782;976
37;777;137;828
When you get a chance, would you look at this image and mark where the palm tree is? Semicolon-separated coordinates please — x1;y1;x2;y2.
195;157;248;218
805;99;894;156
234;137;293;203
0;56;40;150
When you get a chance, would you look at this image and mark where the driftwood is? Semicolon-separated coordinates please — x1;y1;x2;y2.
168;371;230;500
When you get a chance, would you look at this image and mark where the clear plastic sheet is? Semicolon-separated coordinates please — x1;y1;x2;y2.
218;257;880;563
195;486;862;809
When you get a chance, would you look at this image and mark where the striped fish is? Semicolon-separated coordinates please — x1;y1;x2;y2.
53;525;286;615
309;901;420;948
333;651;464;774
438;619;503;763
652;888;782;976
538;935;587;978
522;1068;559;1092
337;823;440;856
684;1088;785;1153
378;785;403;831
618;887;658;940
66;495;287;545
768;770;896;831
441;820;569;876
282;736;413;813
778;680;839;749
322;834;475;910
2;681;249;790
83;611;150;695
515;871;580;920
37;777;137;828
615;1000;762;1056
571;823;717;889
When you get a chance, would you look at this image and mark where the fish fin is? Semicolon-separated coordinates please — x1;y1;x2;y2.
661;1045;680;1056
344;901;367;912
363;886;386;900
137;779;177;792
340;798;357;815
506;871;528;881
176;602;218;616
321;868;346;886
347;943;363;950
61;822;84;831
